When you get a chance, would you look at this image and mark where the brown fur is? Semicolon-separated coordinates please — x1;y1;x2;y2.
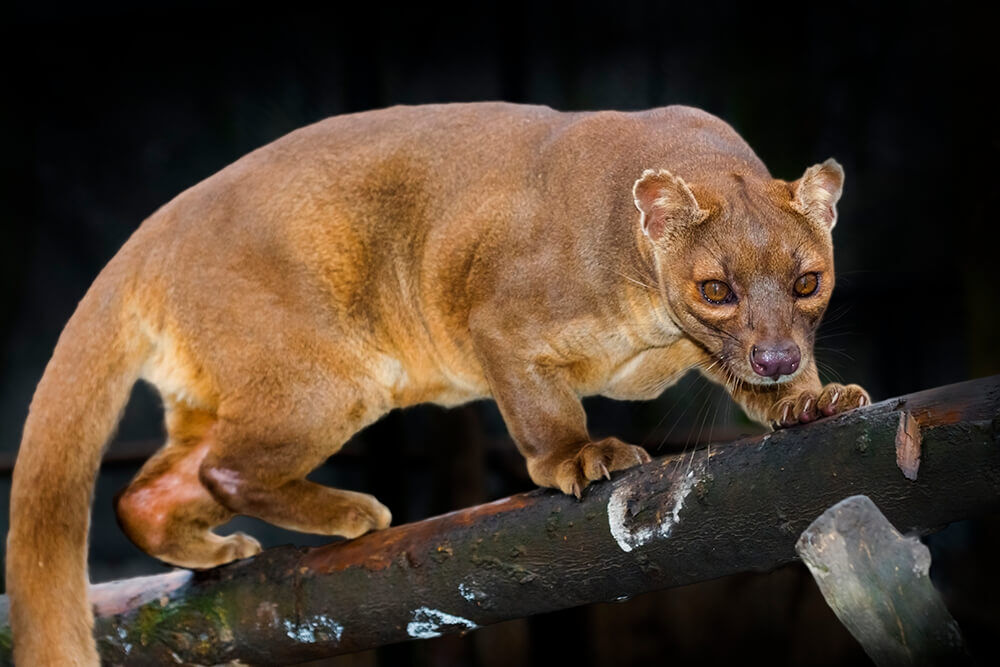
5;102;867;664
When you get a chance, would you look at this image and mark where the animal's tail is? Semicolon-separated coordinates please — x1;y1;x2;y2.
5;259;149;665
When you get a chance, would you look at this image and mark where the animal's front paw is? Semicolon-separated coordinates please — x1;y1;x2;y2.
768;382;870;429
529;438;651;499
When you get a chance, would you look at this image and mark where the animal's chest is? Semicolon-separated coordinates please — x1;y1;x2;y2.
598;338;702;400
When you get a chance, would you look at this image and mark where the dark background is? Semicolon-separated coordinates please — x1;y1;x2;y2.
1;1;997;665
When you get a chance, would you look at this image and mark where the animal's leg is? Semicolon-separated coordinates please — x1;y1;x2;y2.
200;472;392;538
469;315;650;498
198;380;392;538
115;404;261;568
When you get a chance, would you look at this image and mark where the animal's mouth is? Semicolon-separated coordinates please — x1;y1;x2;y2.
742;373;793;386
737;361;803;386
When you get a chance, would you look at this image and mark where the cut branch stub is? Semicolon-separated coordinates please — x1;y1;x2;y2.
0;375;997;665
796;495;970;667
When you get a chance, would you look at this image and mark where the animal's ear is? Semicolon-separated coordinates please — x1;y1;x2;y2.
791;158;844;230
633;168;708;241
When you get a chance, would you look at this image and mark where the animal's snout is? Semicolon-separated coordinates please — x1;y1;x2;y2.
750;341;800;380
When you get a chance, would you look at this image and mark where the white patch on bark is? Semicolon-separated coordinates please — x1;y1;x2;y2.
406;607;478;639
607;468;699;552
282;614;344;643
458;582;486;603
115;626;132;654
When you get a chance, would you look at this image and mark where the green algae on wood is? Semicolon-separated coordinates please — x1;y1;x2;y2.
0;375;997;665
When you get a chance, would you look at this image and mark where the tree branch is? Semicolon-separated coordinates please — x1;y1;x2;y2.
796;495;971;666
1;376;998;665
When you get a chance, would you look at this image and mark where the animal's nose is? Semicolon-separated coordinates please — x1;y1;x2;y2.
750;341;801;380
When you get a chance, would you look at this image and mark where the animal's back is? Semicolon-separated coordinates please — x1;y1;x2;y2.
120;103;559;407
120;102;765;407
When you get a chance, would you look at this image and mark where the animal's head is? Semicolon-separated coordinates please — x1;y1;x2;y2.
634;159;843;386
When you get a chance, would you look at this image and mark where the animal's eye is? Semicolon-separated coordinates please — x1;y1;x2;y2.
794;272;820;297
700;280;735;304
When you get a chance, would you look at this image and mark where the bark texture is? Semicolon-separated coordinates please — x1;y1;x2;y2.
1;375;998;665
797;494;971;667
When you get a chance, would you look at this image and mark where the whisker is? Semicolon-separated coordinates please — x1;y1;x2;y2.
642;373;700;448
687;387;714;450
816;360;845;384
594;261;660;294
814;346;855;361
656;376;715;453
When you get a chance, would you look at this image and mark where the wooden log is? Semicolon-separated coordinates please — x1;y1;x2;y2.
0;375;998;665
796;495;970;667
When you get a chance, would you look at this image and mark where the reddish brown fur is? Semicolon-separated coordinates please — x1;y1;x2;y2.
5;102;867;664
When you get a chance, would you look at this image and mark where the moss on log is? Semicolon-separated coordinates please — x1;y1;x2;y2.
1;375;998;665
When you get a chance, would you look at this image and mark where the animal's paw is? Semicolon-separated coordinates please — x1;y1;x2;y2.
220;532;263;562
336;491;393;538
768;383;870;429
529;438;651;499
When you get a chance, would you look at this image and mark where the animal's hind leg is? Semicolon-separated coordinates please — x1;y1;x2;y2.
203;472;392;538
199;437;393;538
198;380;392;538
115;403;261;569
